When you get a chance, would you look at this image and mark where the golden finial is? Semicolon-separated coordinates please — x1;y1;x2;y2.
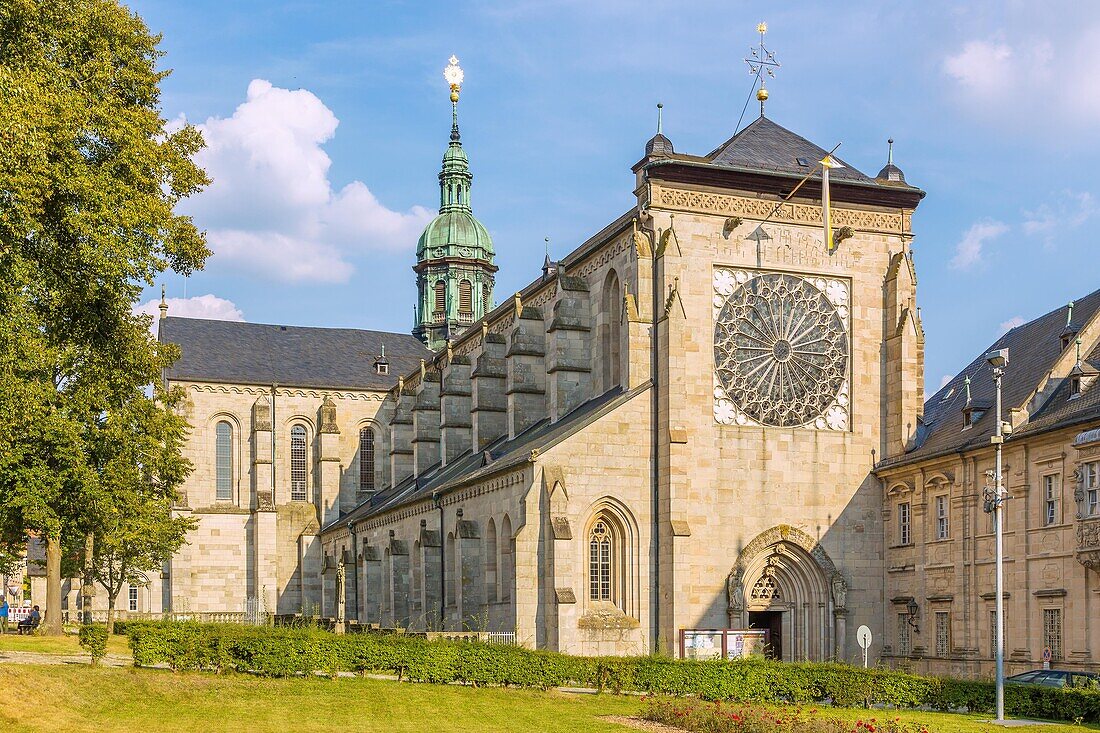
745;22;780;116
481;321;489;340
420;358;427;380
446;340;454;363
444;54;463;103
513;292;522;316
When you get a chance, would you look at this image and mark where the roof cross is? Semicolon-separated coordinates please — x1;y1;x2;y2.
744;22;780;116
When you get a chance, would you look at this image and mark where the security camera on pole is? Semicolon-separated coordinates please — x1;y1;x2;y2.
982;348;1009;723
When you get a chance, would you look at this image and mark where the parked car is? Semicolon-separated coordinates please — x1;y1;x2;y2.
1006;669;1100;688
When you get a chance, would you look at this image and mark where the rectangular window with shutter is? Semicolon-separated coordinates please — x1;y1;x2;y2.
897;613;911;655
898;502;911;545
935;495;949;539
1043;474;1059;526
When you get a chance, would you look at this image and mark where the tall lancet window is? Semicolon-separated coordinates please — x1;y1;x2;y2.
215;421;233;502
588;519;613;602
359;427;375;493
290;425;307;501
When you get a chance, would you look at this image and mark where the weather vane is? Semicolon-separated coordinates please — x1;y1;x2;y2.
744;22;780;116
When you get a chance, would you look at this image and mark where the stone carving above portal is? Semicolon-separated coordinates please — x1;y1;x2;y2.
713;268;850;430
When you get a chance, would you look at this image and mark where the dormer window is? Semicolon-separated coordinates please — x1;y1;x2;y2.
962;407;985;428
1071;376;1082;398
375;361;389;375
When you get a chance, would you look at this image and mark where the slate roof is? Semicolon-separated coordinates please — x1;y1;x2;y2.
880;288;1100;469
159;317;432;391
706;116;876;183
324;384;645;532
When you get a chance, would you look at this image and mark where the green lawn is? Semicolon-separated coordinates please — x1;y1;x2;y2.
0;631;131;656
1;655;1096;733
0;665;642;733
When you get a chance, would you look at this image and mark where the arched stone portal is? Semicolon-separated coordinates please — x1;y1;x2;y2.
727;525;847;662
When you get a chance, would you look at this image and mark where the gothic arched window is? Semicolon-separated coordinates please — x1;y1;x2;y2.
215;421;233;502
290;425;307;501
485;518;498;603
359;427;375;493
433;281;446;316
588;518;614;603
459;279;473;316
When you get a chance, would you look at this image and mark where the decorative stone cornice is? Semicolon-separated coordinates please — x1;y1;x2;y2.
650;184;910;234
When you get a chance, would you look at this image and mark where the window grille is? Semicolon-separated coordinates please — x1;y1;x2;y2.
588;520;612;602
459;279;473;315
898;502;911;545
290;425;307;501
215;421;233;501
433;281;446;314
128;586;138;612
935;495;949;539
935;612;950;657
359;427;375;493
897;613;911;655
1043;474;1059;526
1043;608;1063;660
1085;462;1100;516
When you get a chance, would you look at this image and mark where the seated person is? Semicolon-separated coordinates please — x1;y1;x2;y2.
17;605;41;635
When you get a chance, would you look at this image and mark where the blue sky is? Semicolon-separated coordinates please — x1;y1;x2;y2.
131;0;1100;395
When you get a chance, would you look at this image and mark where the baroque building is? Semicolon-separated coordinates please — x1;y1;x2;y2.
877;294;1100;677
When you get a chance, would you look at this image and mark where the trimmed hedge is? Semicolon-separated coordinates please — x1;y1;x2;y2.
78;624;108;665
126;623;1100;723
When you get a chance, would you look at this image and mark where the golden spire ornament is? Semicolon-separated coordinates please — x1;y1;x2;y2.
745;22;780;116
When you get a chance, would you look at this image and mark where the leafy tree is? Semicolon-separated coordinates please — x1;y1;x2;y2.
0;0;209;634
89;390;197;634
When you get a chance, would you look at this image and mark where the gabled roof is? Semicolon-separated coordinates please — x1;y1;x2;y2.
706;116;873;183
880;288;1100;468
159;317;431;391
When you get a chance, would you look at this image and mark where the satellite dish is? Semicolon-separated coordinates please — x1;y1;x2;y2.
857;625;872;650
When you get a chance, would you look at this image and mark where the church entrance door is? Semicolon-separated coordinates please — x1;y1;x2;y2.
748;610;783;660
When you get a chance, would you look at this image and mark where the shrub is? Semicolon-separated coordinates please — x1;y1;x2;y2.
78;624;108;665
124;622;1100;723
642;698;930;733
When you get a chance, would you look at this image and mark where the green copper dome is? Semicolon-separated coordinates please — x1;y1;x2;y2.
416;209;494;259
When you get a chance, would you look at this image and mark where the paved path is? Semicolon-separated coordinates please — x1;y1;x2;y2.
0;650;131;668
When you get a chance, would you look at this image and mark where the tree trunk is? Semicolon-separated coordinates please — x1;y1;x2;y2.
106;595;116;636
81;533;94;625
44;534;63;636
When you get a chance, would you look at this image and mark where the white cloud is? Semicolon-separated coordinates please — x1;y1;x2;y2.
942;27;1100;127
182;79;433;283
1022;190;1096;246
999;316;1025;334
135;293;244;322
943;40;1014;95
949;219;1008;270
939;374;954;390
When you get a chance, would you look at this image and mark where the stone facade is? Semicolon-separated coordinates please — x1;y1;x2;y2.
319;116;927;662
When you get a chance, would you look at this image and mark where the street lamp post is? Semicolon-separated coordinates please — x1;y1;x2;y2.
984;348;1009;723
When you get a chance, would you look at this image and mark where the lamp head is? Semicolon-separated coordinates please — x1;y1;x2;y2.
985;348;1009;369
906;598;919;617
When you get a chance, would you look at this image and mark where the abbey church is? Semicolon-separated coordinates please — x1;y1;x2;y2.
94;59;1100;674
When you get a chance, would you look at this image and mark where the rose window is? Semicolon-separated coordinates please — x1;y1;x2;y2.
713;270;850;429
